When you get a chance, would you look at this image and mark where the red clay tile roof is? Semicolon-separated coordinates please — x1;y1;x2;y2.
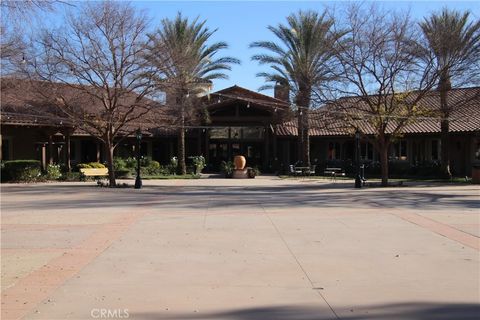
1;77;173;135
2;78;479;137
277;87;480;136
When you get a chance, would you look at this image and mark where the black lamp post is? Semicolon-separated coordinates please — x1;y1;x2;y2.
355;129;362;188
134;128;142;189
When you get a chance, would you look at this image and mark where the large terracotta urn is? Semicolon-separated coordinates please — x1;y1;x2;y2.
234;155;246;170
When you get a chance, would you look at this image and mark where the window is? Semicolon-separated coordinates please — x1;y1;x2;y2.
327;142;341;160
231;127;241;140
392;140;407;160
209;128;229;139
360;142;374;160
431;140;440;161
242;127;263;140
2;139;10;160
475;140;480;161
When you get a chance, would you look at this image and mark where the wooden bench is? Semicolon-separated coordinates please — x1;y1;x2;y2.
79;168;109;178
324;167;345;181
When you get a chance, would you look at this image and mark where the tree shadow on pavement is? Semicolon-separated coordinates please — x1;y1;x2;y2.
2;183;478;212
132;303;480;320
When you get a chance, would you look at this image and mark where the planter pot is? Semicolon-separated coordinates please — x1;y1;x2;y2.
234;155;246;170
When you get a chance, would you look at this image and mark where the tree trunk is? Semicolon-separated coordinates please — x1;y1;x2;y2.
440;119;451;178
303;108;310;167
438;72;452;179
177;127;186;175
105;142;116;187
379;144;389;187
296;87;311;166
297;110;303;163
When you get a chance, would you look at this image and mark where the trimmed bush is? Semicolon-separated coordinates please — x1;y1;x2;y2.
191;156;206;174
59;172;83;181
46;164;62;180
88;162;106;168
76;163;91;169
76;162;106;170
113;157;127;171
115;169;131;178
1;160;42;182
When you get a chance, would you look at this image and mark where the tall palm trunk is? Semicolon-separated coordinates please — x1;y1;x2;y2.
302;108;310;167
177;102;187;175
439;73;452;178
297;110;304;163
296;87;311;166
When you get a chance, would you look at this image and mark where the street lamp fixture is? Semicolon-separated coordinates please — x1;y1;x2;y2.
135;128;142;189
355;129;362;189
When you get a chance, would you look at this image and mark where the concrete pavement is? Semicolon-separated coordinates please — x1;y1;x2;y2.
1;177;479;319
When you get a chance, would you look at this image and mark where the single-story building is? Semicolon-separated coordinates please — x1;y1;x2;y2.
1;78;479;176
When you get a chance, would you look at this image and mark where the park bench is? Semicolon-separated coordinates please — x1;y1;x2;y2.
79;168;109;178
324;167;345;181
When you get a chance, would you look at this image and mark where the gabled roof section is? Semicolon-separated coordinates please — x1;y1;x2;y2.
206;85;289;109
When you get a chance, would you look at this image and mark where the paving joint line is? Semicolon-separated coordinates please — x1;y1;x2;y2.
260;204;340;320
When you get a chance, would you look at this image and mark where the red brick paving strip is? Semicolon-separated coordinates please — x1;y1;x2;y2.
1;211;146;320
392;211;479;251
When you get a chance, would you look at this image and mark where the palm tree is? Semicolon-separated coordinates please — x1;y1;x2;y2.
250;10;343;166
420;9;480;178
145;13;239;174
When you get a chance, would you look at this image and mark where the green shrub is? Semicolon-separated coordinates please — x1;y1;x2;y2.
59;172;83;181
140;156;153;167
1;160;42;182
88;162;106;168
124;157;137;169
77;163;92;169
220;161;234;178
191;156;206;174
77;162;106;170
113;157;127;171
115;169;131;178
46;164;62;180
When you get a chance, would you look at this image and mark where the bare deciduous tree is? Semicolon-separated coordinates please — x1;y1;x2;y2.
22;1;158;186
0;0;62;72
327;4;438;186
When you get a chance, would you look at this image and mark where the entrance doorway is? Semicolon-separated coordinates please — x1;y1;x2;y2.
208;141;263;170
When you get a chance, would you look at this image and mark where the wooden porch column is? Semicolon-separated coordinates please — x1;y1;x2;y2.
264;127;270;170
273;127;278;161
204;129;209;164
48;134;53;165
96;142;101;162
197;129;202;156
65;130;72;172
41;144;47;171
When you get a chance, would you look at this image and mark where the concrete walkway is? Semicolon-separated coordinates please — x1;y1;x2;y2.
1;177;479;319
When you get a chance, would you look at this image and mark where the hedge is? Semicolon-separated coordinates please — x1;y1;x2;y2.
76;162;106;169
1;160;42;182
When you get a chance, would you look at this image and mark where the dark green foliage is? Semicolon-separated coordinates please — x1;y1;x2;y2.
59;172;83;181
46;164;62;180
220;161;234;178
1;160;42;182
76;162;106;169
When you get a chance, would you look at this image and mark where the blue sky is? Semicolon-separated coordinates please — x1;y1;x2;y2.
63;1;480;95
